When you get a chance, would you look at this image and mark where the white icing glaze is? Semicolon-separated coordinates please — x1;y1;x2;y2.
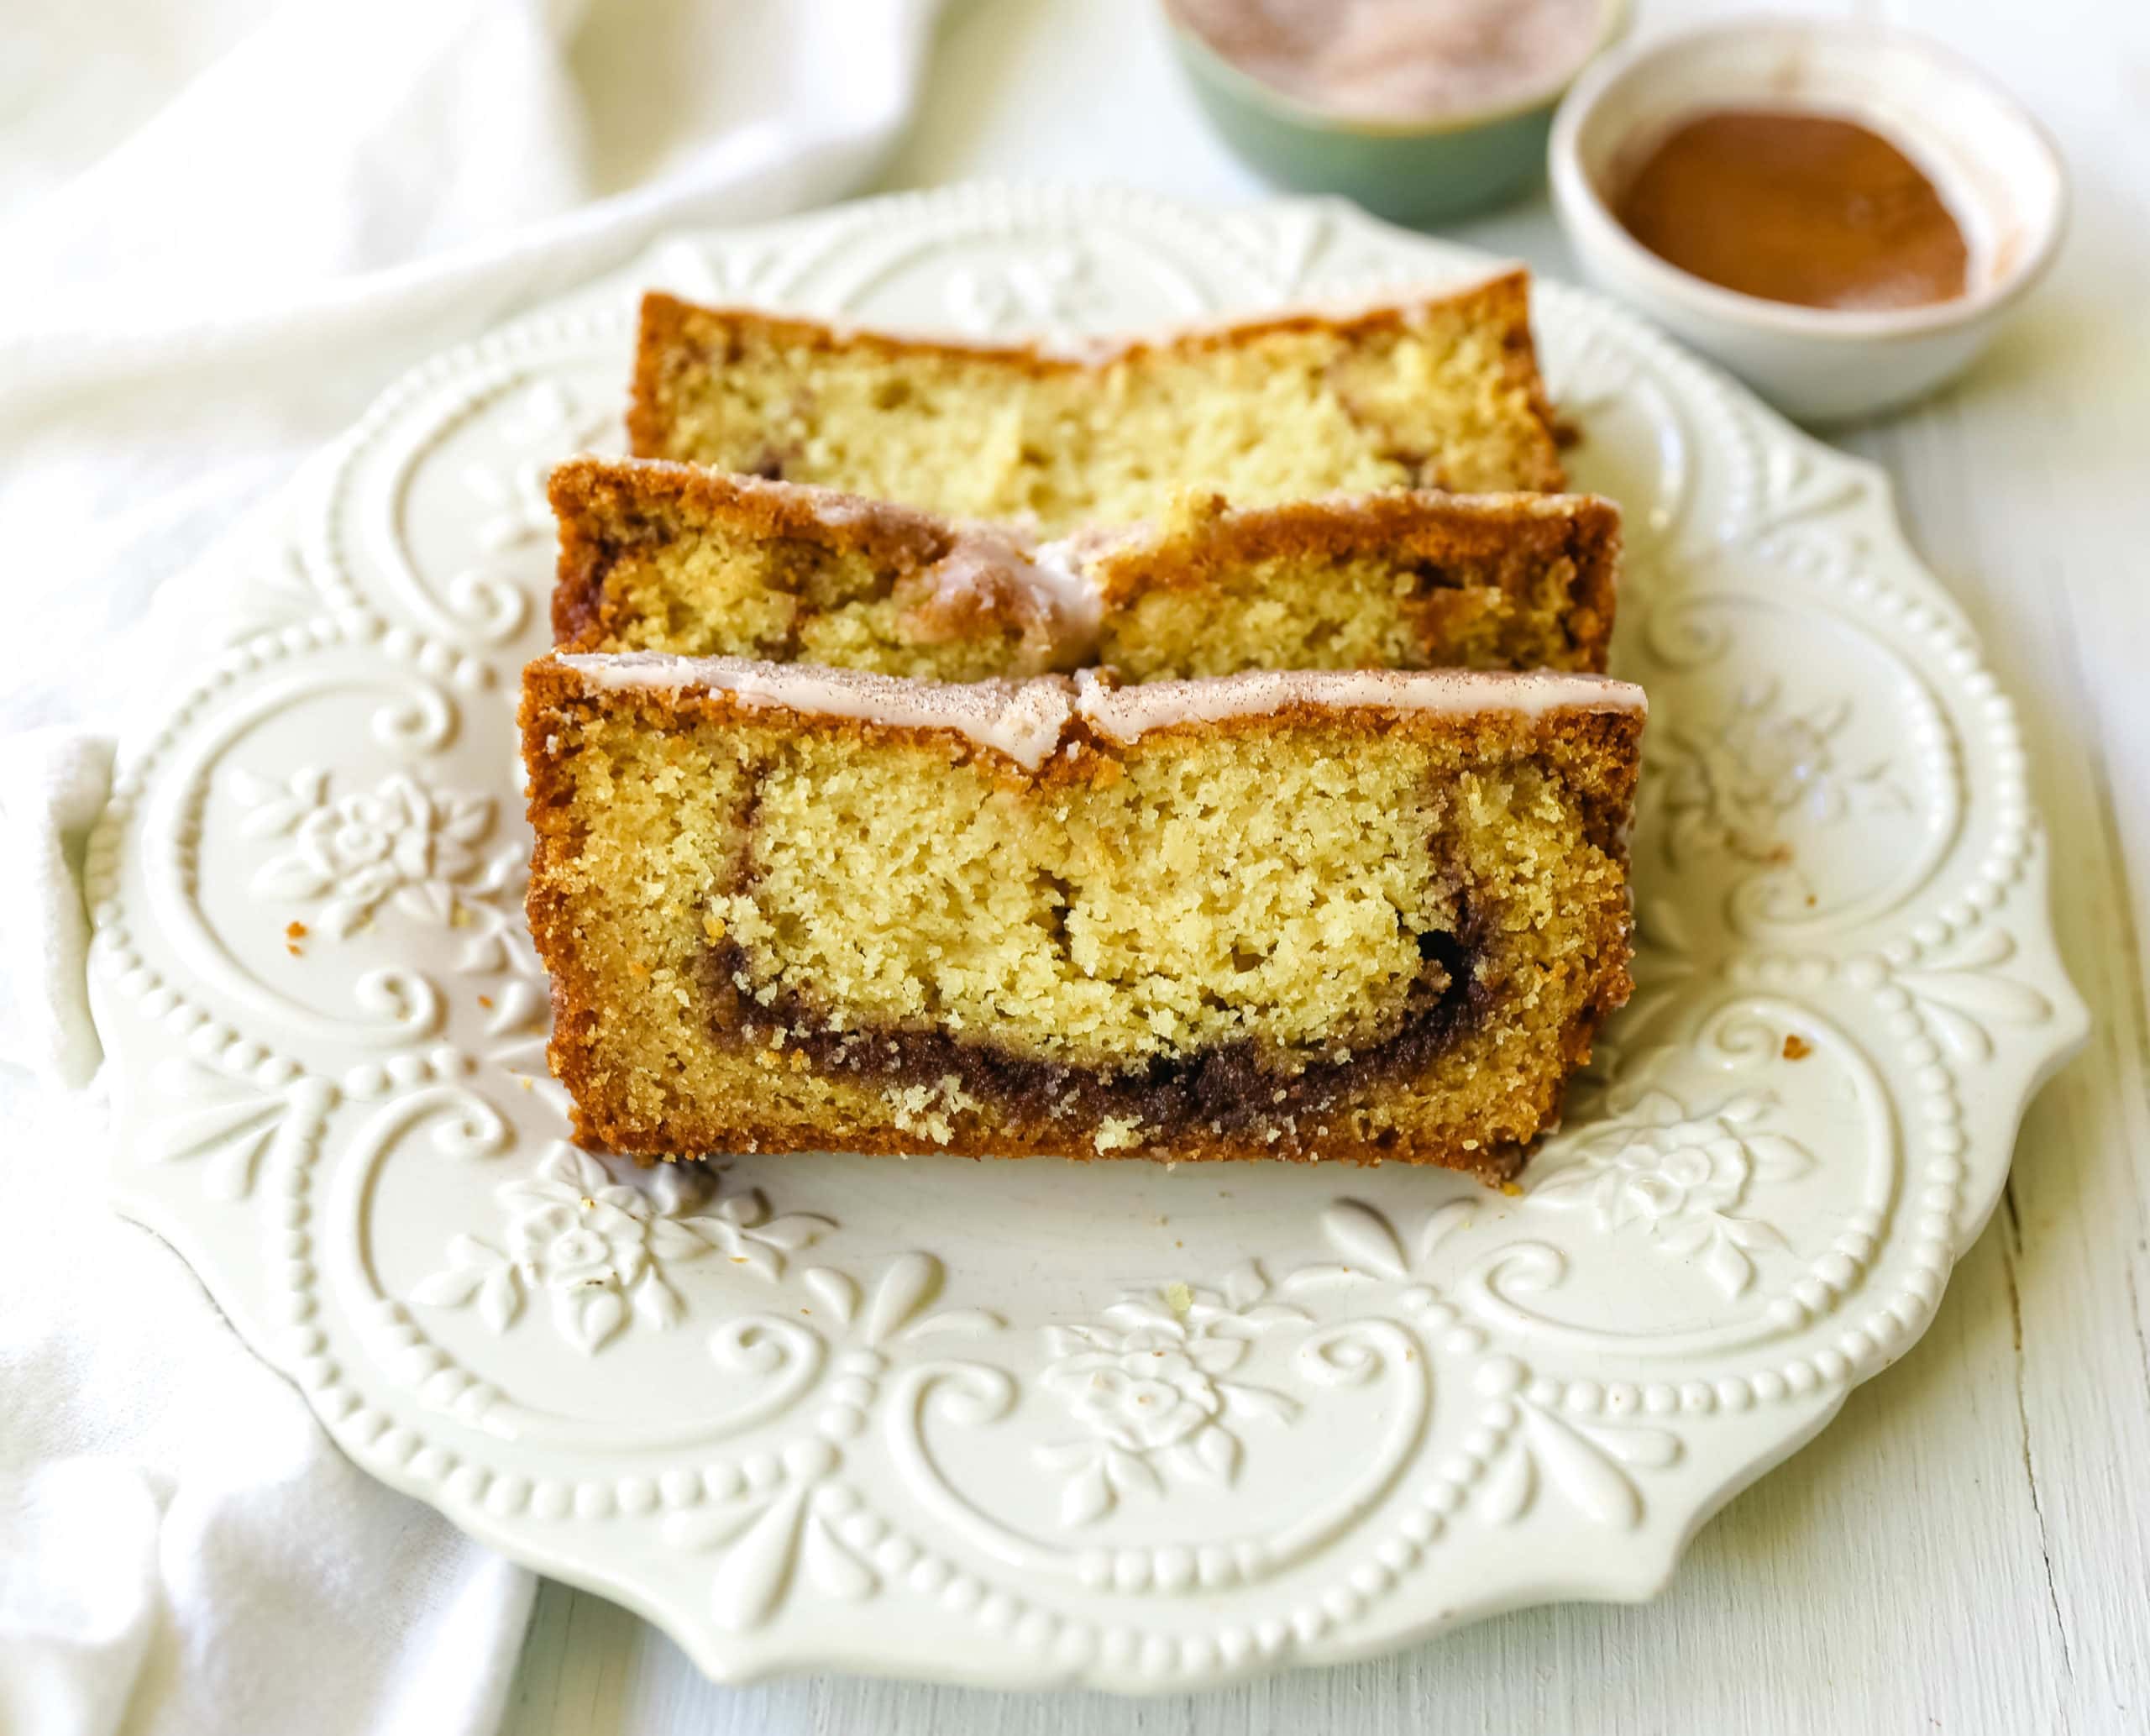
553;653;1077;770
552;652;1644;772
901;522;1105;664
1014;535;1108;640
1073;666;1646;742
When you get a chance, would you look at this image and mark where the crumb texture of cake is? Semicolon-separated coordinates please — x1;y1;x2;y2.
552;457;1618;679
522;654;1644;1178
627;272;1565;534
1091;489;1618;678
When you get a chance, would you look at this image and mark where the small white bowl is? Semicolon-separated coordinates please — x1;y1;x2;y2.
1550;17;2067;423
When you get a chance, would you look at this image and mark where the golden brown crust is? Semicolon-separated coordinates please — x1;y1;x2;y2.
1090;491;1615;593
632;271;1546;378
627;270;1565;494
521;657;1639;1179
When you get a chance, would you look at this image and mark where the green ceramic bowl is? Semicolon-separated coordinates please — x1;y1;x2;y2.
1167;0;1629;225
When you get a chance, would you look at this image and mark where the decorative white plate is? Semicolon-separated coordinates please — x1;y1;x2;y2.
87;184;2086;1692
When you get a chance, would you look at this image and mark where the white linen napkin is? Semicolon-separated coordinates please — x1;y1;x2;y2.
0;2;946;1730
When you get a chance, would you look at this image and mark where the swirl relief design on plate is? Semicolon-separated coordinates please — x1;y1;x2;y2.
81;186;2087;1692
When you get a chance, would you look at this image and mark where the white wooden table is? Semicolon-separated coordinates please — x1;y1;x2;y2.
504;2;2150;1728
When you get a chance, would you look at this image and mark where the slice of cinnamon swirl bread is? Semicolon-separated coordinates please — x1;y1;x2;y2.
626;271;1565;533
521;653;1644;1179
549;457;1618;679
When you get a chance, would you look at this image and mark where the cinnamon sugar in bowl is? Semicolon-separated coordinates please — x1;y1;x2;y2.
1167;0;1628;223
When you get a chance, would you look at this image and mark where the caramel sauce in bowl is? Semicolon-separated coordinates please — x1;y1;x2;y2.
1549;19;2066;422
1614;110;1969;313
